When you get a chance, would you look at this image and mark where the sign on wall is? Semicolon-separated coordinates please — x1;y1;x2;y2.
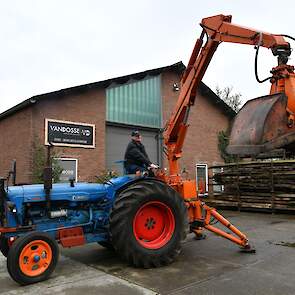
55;158;78;182
45;119;95;148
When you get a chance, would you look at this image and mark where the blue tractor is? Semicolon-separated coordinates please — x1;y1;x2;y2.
0;157;187;285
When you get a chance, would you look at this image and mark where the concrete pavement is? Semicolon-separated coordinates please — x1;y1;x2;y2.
0;247;155;295
1;211;295;294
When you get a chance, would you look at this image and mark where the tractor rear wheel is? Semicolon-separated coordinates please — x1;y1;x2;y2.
0;236;10;257
7;232;59;285
97;241;114;251
110;180;188;268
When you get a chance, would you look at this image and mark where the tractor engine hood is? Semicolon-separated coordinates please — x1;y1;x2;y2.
6;176;134;205
7;182;108;204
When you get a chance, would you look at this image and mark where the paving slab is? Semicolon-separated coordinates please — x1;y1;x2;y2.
0;250;155;295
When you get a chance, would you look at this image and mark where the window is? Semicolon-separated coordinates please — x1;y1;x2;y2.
212;167;224;193
55;158;78;182
196;163;208;195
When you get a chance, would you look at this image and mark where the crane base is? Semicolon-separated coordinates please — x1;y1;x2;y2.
240;245;256;253
194;233;207;240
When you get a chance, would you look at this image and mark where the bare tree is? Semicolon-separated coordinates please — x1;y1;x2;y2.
215;86;242;112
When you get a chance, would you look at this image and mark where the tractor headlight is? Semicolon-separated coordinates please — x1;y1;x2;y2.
7;201;16;213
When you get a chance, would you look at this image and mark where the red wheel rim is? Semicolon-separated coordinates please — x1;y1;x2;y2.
133;201;175;249
19;240;52;277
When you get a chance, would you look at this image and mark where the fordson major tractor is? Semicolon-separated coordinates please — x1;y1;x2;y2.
1;14;295;285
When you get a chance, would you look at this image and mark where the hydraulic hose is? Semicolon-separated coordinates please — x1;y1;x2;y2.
255;32;272;83
254;33;295;84
278;34;295;42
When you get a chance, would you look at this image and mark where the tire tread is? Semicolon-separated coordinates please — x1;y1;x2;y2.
110;180;188;268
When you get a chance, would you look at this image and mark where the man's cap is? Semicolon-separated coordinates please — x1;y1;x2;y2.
131;130;140;137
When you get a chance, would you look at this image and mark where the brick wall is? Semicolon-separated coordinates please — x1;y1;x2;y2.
161;71;230;178
32;88;106;182
0;69;230;184
0;107;33;184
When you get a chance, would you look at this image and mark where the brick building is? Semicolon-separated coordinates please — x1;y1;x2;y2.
0;62;234;189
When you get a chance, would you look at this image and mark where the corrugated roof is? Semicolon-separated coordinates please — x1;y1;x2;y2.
0;61;235;121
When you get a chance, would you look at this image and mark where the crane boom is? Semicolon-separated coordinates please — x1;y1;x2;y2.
163;14;292;178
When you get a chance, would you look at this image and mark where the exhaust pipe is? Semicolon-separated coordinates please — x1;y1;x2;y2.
0;178;6;226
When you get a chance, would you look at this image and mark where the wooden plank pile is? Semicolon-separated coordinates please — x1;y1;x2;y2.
208;160;295;212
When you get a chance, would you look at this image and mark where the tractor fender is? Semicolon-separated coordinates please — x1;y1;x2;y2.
113;177;167;199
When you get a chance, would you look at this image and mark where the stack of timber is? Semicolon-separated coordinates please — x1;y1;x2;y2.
208;159;295;213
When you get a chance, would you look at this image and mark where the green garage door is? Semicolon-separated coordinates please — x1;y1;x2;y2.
106;76;162;128
106;76;162;174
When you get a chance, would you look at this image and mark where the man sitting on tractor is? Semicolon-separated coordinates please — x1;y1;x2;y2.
124;130;158;174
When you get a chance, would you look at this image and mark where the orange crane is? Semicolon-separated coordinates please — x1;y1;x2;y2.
157;14;295;250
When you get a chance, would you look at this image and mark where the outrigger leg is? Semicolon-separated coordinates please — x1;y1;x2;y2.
188;200;256;253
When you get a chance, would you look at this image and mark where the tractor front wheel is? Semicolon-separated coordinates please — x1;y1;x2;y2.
110;180;188;268
0;236;10;257
7;232;59;285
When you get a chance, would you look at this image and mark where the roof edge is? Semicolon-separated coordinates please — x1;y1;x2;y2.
199;82;236;118
0;61;235;121
0;61;185;121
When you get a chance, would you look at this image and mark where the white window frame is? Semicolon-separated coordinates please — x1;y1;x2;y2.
55;158;78;182
196;163;209;193
212;167;224;192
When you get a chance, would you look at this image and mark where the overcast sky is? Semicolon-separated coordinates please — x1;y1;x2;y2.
1;0;295;113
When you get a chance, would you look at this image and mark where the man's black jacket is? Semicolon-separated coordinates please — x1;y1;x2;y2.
124;140;151;167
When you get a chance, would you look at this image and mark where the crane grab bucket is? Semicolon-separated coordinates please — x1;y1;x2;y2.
227;93;295;156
